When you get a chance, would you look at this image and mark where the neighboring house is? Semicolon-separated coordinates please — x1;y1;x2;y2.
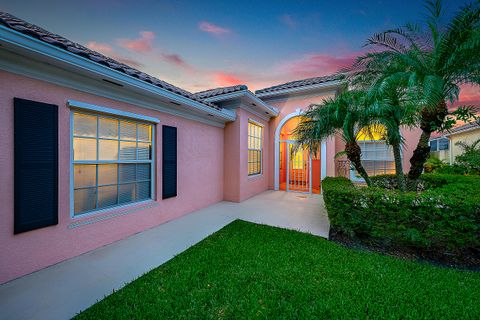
429;120;480;163
0;12;421;284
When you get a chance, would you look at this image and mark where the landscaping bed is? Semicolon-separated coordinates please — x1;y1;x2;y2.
75;220;480;319
323;175;480;269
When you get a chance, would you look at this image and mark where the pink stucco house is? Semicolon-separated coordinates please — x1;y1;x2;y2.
0;12;421;284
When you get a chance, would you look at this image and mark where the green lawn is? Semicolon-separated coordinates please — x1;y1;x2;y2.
76;220;480;319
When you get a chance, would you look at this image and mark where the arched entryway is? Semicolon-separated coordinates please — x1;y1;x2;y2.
274;112;322;194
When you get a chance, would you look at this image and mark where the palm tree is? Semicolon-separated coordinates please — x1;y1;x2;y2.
359;75;418;190
292;90;373;186
346;0;480;186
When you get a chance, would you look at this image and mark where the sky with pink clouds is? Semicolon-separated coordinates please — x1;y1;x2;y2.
1;0;479;105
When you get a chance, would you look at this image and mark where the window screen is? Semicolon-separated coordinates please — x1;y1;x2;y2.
72;112;153;215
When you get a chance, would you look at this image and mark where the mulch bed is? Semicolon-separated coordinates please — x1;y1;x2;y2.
329;228;480;271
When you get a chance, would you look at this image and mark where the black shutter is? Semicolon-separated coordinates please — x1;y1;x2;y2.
14;98;58;234
162;125;177;199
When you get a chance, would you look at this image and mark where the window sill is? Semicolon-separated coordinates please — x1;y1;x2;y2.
68;200;158;229
248;174;263;180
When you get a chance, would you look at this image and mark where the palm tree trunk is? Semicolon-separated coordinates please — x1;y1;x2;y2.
345;141;371;186
392;143;406;191
407;130;431;184
407;101;448;188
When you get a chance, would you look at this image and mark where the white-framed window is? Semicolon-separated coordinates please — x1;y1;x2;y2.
248;121;263;176
351;125;396;179
358;140;395;176
72;111;154;216
429;137;449;151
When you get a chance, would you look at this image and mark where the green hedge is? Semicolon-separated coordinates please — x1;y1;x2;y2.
323;175;480;251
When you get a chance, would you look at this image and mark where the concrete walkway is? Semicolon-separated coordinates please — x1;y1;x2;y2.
0;191;329;320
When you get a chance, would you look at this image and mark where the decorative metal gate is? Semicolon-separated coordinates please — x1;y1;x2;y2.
286;141;312;193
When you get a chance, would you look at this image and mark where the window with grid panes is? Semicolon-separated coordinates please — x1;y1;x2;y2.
429;137;449;151
358;140;395;176
72;112;154;215
248;121;262;176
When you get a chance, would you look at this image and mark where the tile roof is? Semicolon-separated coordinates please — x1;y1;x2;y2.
449;119;480;134
194;85;248;99
0;12;221;110
431;119;480;139
255;74;344;95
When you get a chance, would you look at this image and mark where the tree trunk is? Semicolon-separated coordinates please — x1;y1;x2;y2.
392;143;406;191
407;130;431;189
345;141;371;186
407;101;448;188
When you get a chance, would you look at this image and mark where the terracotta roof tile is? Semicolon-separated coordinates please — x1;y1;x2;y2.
0;11;221;110
194;85;248;99
449;119;480;134
255;74;344;95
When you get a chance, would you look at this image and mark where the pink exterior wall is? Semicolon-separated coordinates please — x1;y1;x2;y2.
223;107;269;202
0;71;224;284
238;109;270;201
400;127;422;172
223;117;241;201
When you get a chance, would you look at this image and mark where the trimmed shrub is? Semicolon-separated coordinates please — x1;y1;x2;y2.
323;175;480;251
434;164;471;175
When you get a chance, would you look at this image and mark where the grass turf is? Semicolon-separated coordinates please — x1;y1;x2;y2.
75;220;480;319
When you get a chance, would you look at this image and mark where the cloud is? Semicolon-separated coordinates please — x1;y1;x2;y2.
117;31;155;53
157;52;196;71
276;53;357;78
114;57;143;69
459;84;480;103
454;84;480;112
86;41;114;55
279;14;296;29
88;35;194;72
86;41;142;69
198;21;231;36
212;72;244;86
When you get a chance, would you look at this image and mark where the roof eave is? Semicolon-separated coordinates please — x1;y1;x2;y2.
0;25;236;123
204;90;279;117
444;124;480;137
255;79;345;98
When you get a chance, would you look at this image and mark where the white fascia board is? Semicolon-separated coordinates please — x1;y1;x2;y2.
245;91;279;116
0;25;236;123
255;80;345;98
205;90;279;117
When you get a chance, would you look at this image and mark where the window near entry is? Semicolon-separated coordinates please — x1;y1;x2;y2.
358;140;396;176
248;121;263;176
72;112;154;216
355;126;396;177
430;137;449;151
